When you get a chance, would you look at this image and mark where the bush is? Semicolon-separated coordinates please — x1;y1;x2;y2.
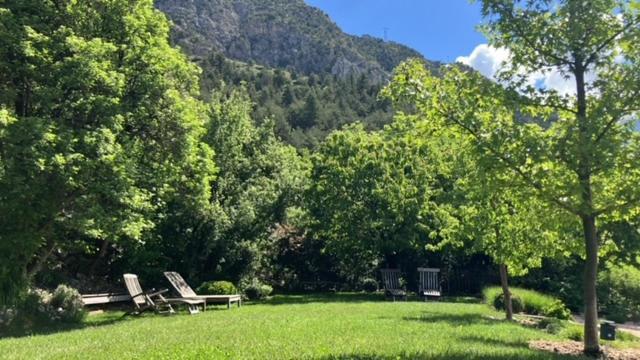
1;285;86;333
560;325;584;341
244;283;273;300
492;293;523;314
360;278;378;293
483;286;570;319
542;299;572;320
196;281;237;295
49;285;86;323
537;317;563;334
598;263;640;323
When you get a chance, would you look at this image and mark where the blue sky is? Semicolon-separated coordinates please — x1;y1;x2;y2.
304;0;487;63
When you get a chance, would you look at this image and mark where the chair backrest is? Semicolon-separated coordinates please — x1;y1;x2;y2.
380;269;402;290
123;273;147;307
164;271;198;298
418;267;440;292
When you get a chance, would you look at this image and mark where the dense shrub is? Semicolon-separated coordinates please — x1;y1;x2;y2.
244;283;273;300
1;285;86;333
49;285;86;323
537;317;563;334
360;278;378;293
483;286;571;319
598;264;640;323
196;281;237;295
492;293;523;314
542;300;572;320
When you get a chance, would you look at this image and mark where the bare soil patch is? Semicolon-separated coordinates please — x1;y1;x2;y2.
530;340;640;360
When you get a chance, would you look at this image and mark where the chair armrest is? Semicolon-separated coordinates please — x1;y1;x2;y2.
146;288;168;298
130;292;146;299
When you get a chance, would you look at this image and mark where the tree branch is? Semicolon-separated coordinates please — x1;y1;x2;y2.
585;19;640;67
438;107;578;215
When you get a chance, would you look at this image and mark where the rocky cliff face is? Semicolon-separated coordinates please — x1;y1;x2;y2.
155;0;437;81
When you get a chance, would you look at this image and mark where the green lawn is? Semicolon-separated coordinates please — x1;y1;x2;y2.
0;294;596;359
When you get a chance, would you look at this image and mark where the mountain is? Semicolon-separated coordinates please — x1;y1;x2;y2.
155;0;439;83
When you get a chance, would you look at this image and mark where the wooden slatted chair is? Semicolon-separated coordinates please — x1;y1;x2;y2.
164;272;242;309
380;269;407;301
123;273;204;315
418;267;441;301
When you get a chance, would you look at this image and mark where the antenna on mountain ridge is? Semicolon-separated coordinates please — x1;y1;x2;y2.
383;27;389;41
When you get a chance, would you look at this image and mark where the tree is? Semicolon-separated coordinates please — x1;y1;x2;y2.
0;0;215;303
385;0;640;347
165;89;310;285
307;119;440;282
435;139;577;320
293;93;320;129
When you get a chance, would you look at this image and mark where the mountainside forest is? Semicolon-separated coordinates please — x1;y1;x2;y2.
156;0;441;148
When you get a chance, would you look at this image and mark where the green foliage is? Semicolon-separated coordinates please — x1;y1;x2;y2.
483;286;570;319
538;317;564;335
493;293;524;314
49;285;86;323
244;282;273;301
307;120;439;282
360;278;379;293
2;285;85;333
384;1;640;346
199;52;397;149
598;263;640;323
543;300;572;321
115;85;310;289
0;0;215;303
196;281;237;295
561;325;585;342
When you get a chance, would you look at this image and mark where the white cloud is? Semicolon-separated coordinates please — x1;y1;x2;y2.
456;44;510;81
457;44;597;96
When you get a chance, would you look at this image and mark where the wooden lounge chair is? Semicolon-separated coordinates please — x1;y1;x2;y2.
380;269;407;301
418;267;441;301
123;273;205;315
164;272;242;309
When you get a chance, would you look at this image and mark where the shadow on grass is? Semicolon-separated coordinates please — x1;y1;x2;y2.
253;293;483;307
0;305;208;339
0;311;130;339
401;311;500;326
257;293;386;306
316;332;587;359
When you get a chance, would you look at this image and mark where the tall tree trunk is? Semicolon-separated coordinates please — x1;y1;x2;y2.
582;214;600;355
574;60;600;356
499;264;514;321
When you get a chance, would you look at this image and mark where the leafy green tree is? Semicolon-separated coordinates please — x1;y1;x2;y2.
292;93;320;129
384;0;640;350
435;139;577;320
161;89;310;285
0;0;215;303
307;119;440;282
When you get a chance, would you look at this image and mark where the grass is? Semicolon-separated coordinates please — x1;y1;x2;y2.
483;286;563;315
0;293;622;359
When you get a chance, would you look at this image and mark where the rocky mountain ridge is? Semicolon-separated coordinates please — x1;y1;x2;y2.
155;0;439;82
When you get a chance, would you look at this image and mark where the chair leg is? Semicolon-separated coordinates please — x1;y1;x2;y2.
187;304;200;315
